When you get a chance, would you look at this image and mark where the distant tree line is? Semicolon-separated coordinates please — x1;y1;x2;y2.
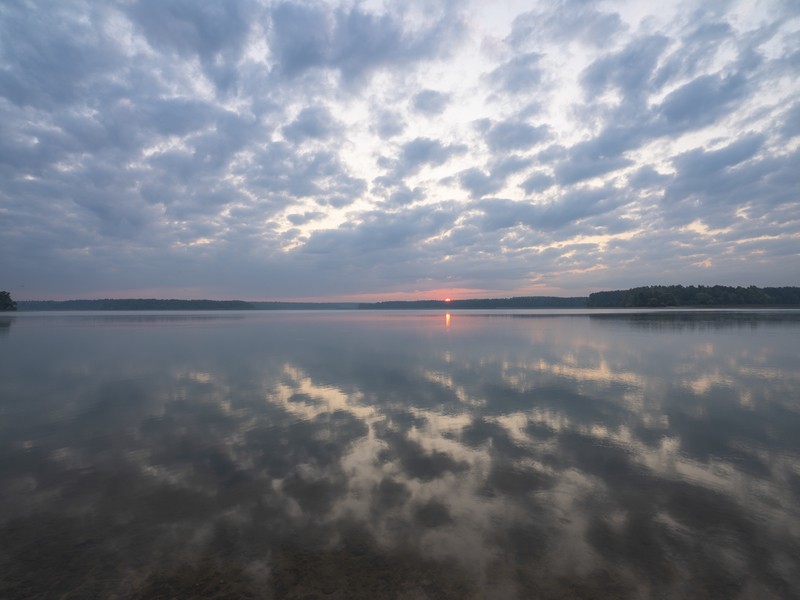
250;302;359;310
358;296;588;309
17;299;255;311
12;287;800;311
0;291;17;311
587;285;800;307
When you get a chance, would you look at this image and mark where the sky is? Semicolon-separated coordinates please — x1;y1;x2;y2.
1;0;798;301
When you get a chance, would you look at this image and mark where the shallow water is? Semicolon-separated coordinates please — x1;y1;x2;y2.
1;309;799;599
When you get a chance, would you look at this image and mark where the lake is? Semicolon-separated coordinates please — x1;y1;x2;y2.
1;309;799;599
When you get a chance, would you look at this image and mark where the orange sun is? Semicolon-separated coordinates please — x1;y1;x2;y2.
444;298;452;303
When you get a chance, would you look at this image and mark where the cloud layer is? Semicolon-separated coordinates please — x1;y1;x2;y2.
1;0;798;300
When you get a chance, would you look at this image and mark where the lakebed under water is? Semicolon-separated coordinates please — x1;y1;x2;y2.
1;309;799;599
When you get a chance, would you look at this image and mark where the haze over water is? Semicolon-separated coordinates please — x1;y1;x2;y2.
1;310;799;598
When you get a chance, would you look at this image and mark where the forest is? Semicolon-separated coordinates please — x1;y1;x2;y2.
8;286;800;311
587;285;800;307
0;291;17;311
16;299;255;311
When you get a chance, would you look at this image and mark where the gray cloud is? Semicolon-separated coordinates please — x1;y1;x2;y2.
486;121;550;153
554;126;639;185
486;52;543;94
656;72;749;130
458;155;533;199
671;134;764;180
507;0;625;49
283;106;341;143
0;3;125;110
459;168;503;199
581;35;669;102
248;143;366;202
553;24;763;187
128;0;253;92
521;172;554;194
490;155;532;179
373;111;406;139
302;203;456;256
387;186;425;206
129;0;251;59
477;185;626;234
412;89;449;115
392;137;468;177
651;21;734;89
628;166;670;190
661;136;796;230
287;211;324;226
268;2;464;85
555;155;634;186
142;98;222;137
780;102;800;139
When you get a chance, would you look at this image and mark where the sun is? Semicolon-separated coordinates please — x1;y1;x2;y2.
444;298;452;303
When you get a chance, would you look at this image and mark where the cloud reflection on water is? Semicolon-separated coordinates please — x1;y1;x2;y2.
0;311;798;598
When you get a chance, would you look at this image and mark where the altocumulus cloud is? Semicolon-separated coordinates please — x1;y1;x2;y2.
0;0;798;300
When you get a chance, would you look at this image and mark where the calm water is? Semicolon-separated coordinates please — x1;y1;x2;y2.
1;310;799;599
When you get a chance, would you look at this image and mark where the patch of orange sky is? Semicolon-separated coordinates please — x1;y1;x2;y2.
304;285;571;303
318;288;484;303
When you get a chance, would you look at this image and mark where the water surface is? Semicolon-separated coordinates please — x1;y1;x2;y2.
1;310;799;598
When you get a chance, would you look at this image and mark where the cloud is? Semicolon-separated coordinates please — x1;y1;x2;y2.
521;172;554;194
411;89;449;115
486;52;543;94
660;135;795;230
486;120;550;153
248;143;366;202
656;72;749;130
651;21;735;89
628;166;670;190
0;3;125;110
477;185;625;234
282;106;341;143
129;0;252;59
671;134;765;180
141;98;222;137
372;111;406;139
580;35;669;102
387;185;424;206
128;0;254;93
268;2;464;85
391;137;467;177
301;203;457;257
286;211;324;225
507;0;625;49
781;102;800;139
459;168;503;199
553;31;759;187
554;128;638;185
458;155;532;199
490;155;532;179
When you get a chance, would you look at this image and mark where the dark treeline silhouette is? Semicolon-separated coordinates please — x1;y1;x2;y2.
18;299;255;311
0;291;17;311
13;286;800;311
250;302;359;310
358;296;588;309
17;299;360;311
587;285;800;307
